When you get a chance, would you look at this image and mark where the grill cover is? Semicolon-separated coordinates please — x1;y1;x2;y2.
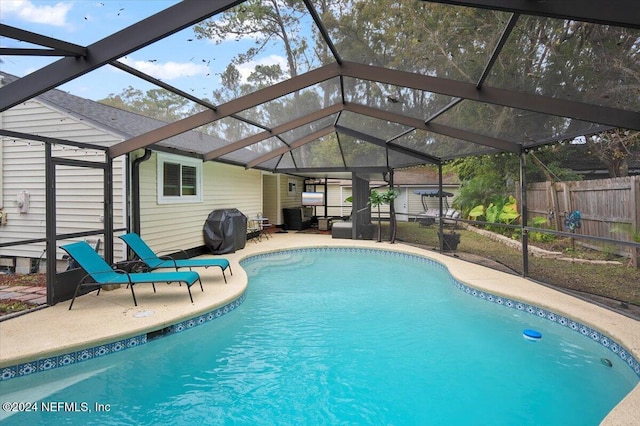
203;208;247;254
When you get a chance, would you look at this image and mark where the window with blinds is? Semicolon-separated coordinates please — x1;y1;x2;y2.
157;153;202;203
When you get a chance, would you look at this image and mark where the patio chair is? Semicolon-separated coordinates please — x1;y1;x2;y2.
61;241;202;310
247;219;263;243
119;233;232;283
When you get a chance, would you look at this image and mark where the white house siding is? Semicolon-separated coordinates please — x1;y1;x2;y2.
0;137;46;260
262;173;279;225
137;153;263;253
280;175;305;209
326;184;352;218
0;99;126;264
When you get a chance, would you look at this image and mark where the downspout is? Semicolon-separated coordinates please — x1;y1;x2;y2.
131;149;152;235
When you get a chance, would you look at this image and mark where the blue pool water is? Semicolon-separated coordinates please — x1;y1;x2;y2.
1;249;637;425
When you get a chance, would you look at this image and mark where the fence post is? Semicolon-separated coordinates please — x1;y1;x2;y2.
560;182;575;247
547;181;561;230
561;182;572;218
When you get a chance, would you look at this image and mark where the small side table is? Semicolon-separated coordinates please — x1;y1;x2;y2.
317;217;332;231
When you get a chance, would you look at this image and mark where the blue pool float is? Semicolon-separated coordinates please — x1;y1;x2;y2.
523;329;542;341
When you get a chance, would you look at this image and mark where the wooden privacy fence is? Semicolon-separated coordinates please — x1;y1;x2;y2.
522;176;640;263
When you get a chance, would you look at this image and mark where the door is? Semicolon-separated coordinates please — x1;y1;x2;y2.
394;189;409;222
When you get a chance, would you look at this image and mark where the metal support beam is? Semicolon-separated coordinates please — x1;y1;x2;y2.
424;98;463;123
423;0;640;29
341;61;640;131
344;102;521;153
102;59;636;160
0;24;87;55
245;126;335;169
386;142;442;165
520;150;529;276
104;156;114;265
335;124;386;146
276;166;389;175
0;48;80;56
204;103;343;160
438;163;444;252
109;63;341;158
0;130;109;151
45;144;56;306
0;0;244;112
476;13;519;89
43;150;113;305
335;123;441;164
302;0;342;64
110;61;219;112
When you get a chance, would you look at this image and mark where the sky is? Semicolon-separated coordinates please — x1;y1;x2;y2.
0;0;287;101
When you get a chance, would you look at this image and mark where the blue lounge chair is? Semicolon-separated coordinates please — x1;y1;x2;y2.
119;233;232;283
61;241;203;310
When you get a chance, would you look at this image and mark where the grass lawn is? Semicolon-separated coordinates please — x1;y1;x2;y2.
0;299;38;316
382;221;640;313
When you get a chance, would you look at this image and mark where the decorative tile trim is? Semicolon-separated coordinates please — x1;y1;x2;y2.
452;279;640;378
0;334;146;381
0;294;246;382
242;247;640;379
166;292;246;335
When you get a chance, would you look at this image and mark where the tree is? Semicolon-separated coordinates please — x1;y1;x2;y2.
99;86;190;122
369;188;399;242
448;155;516;215
321;1;640;168
368;189;385;242
193;0;310;81
193;0;330;163
586;129;640;178
449;147;582;216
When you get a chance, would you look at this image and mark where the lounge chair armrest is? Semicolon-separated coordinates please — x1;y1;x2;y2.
78;272;96;285
157;255;179;268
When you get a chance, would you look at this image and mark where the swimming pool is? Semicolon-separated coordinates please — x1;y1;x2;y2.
0;248;638;425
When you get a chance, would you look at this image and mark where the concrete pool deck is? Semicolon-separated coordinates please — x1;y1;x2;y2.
1;232;638;424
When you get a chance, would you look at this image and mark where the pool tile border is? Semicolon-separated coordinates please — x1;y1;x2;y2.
453;280;640;377
2;247;638;381
0;293;246;382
